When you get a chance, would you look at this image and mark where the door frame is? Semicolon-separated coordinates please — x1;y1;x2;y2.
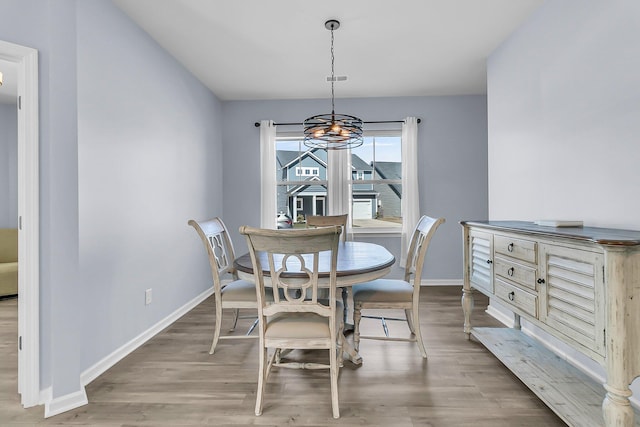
0;39;40;408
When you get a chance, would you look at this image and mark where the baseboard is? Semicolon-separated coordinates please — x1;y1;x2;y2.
44;387;88;418
420;279;463;287
81;286;214;386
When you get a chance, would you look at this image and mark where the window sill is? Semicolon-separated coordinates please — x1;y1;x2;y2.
351;228;402;237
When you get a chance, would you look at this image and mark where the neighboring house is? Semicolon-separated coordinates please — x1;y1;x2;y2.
372;161;401;219
276;148;401;222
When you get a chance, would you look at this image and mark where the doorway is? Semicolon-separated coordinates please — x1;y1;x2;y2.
0;39;40;408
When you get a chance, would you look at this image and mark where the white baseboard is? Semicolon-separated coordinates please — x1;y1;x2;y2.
44;387;88;418
41;286;214;418
81;286;214;386
420;279;463;287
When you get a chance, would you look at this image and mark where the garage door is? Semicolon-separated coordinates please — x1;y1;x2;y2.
352;200;372;219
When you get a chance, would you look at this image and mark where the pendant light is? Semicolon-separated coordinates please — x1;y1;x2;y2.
303;20;363;150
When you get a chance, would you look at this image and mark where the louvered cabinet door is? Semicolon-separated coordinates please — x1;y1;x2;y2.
469;230;493;295
538;243;606;359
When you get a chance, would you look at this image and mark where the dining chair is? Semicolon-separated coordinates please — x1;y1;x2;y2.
306;214;349;242
352;215;445;358
240;225;344;419
306;214;350;318
188;217;260;355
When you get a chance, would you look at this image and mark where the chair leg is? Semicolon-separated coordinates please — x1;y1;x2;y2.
209;305;223;355
229;308;239;332
411;309;428;359
353;305;362;352
246;317;259;335
330;343;340;419
337;320;345;368
255;346;268;416
405;308;415;334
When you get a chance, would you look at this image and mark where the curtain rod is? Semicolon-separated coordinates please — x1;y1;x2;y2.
254;119;420;127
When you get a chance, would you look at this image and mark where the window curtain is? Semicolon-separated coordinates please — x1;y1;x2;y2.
260;120;277;228
327;149;352;239
400;117;420;266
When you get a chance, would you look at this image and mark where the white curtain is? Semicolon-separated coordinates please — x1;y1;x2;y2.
260;120;277;228
400;117;420;266
327;149;352;238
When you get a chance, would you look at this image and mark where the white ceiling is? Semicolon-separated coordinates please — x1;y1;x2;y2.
0;1;544;105
113;0;544;101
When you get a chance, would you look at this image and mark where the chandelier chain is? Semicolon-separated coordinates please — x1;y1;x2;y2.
303;19;363;150
330;26;335;114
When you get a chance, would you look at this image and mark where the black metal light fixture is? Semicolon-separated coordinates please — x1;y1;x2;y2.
303;20;363;150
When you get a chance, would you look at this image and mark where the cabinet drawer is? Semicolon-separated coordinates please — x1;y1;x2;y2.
495;235;537;263
495;278;538;318
494;256;537;291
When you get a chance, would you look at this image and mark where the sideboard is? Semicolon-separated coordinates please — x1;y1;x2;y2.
461;221;640;427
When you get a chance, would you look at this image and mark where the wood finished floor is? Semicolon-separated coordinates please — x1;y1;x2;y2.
0;287;565;426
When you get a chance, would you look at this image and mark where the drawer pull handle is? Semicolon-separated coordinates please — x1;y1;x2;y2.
508;267;515;276
508;291;515;301
486;259;493;264
507;243;514;252
537;278;545;284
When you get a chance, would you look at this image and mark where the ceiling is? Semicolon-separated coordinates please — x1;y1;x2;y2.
113;0;544;101
0;1;545;105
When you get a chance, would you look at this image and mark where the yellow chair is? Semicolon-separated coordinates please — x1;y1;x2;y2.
352;215;445;358
240;225;343;418
0;228;18;298
189;217;260;354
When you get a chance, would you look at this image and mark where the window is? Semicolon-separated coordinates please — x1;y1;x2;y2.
349;132;402;230
296;166;319;177
275;130;403;231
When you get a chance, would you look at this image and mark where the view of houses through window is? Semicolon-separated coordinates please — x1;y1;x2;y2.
276;131;402;230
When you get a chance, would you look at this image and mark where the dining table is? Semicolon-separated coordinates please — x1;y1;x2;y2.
233;240;396;364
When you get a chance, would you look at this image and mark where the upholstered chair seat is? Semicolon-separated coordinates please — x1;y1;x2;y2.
352;215;445;359
189;217;265;355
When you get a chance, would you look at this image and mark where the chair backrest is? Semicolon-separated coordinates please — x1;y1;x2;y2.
306;214;348;242
240;226;341;320
404;216;445;286
188;218;237;298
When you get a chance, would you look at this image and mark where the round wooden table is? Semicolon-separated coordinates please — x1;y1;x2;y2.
233;241;395;365
234;241;396;286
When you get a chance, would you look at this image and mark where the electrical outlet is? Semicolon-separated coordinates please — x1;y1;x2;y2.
145;288;152;305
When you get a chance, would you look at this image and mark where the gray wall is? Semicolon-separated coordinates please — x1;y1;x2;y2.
222;96;488;280
1;0;222;400
0;103;17;228
77;1;223;373
487;0;640;401
488;0;640;228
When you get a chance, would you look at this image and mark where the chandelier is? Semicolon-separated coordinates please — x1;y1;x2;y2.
303;20;363;150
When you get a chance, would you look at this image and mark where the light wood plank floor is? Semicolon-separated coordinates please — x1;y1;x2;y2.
0;288;565;426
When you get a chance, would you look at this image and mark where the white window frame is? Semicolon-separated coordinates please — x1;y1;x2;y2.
273;129;409;235
349;130;403;235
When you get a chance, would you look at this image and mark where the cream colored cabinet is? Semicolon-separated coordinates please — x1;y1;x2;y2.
461;221;640;427
467;229;493;295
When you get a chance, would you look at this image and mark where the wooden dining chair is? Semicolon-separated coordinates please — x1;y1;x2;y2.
352;215;445;358
306;214;349;242
306;214;350;310
240;225;344;419
188;217;260;355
